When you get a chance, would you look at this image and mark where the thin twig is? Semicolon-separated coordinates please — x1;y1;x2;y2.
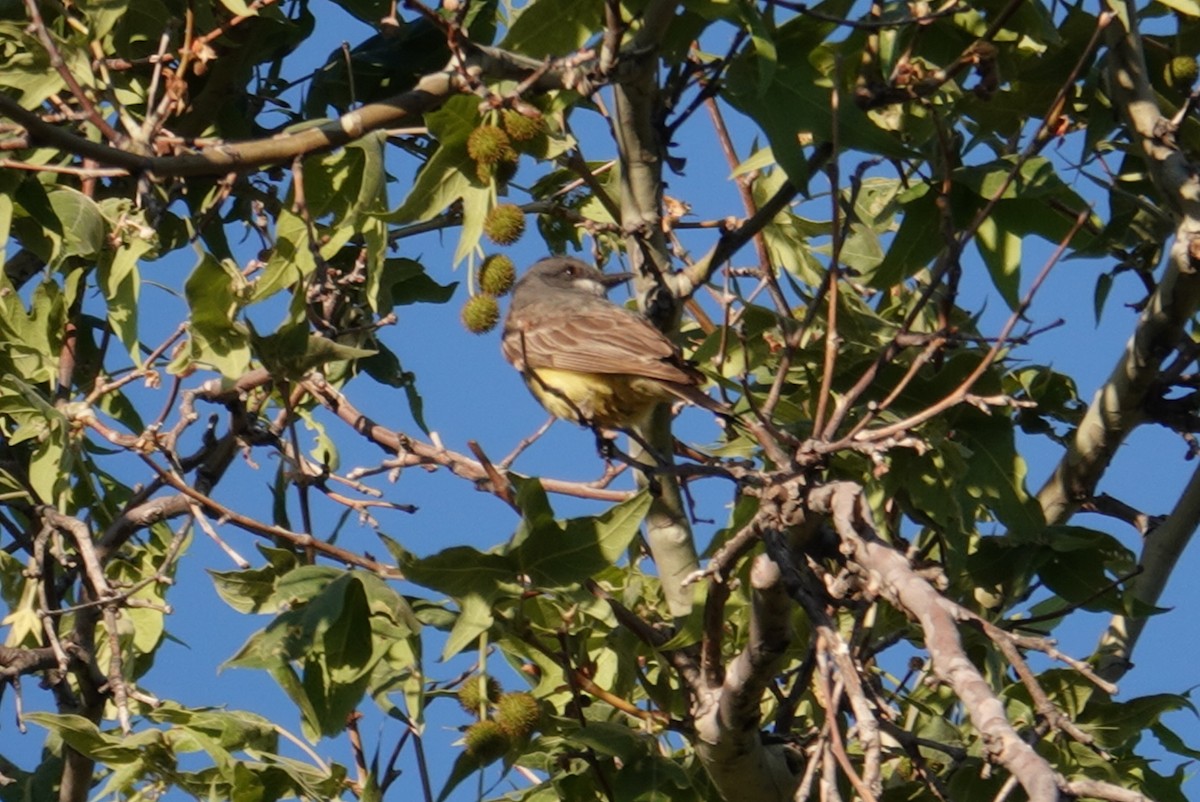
23;0;121;142
840;207;1090;446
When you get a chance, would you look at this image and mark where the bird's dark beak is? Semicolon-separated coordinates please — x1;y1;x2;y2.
600;271;633;288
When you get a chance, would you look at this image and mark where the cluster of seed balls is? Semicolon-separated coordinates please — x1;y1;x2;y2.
457;675;541;764
467;109;545;184
458;109;549;335
461;254;515;334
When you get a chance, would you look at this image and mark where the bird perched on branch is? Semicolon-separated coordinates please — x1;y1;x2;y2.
501;256;725;432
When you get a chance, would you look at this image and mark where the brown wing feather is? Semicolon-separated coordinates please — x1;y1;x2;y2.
504;303;700;385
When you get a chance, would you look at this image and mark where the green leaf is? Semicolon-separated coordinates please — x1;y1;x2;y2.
655;582;709;650
567;720;651;761
441;593;496;661
975;215;1021;310
147;702;279;752
247;318;309;380
224;572;394;738
956;410;1045;539
513;491;652;587
47;187;106;261
83;0;134;41
322;575;374;684
1037;551;1123;612
388;144;473;225
1041;525;1134;564
403;546;518;599
181;254;251;377
209;565;284;614
251;207;317;303
270;565;348;606
500;0;604;57
312;132;389;251
218;0;256;17
398;543;515;660
305;22;448;115
452;182;493;267
267;661;323;743
1080;693;1195;749
24;714;149;763
98;235;151;365
435;749;488;802
387;95;480;225
374;258;458;313
723;7;909;185
0;23;65;105
1152;720;1200;760
611;754;693;799
1156;0;1200;16
954;156;1063;201
0;192;12;269
868;186;942;289
1094;271;1113;324
0;375;69;504
224;569;355;670
252;324;377;381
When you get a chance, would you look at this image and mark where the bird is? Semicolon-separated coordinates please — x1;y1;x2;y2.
501;256;725;432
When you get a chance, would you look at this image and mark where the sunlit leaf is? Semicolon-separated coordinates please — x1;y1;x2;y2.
500;0;604;57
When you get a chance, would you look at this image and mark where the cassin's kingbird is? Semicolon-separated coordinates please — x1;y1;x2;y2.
501;256;723;429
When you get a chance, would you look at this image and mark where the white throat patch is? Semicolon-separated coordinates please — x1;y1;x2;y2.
576;278;608;298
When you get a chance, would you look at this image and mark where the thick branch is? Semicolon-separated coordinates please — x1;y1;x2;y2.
0;645;61;680
1096;459;1200;680
1031;2;1200;687
693;555;799;801
1037;4;1200;525
807;482;1060;802
609;0;702;621
0;45;583;178
720;555;791;725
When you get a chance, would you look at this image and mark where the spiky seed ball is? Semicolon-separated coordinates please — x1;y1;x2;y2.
466;125;515;166
461;293;500;334
501;109;547;143
495;692;540;740
489;157;520;186
477;157;518;186
478;254;516;297
483;204;526;245
468;126;518;183
1165;56;1200;93
457;675;503;715
463;720;511;764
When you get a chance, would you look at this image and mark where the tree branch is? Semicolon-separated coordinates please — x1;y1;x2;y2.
807;482;1060;802
693;553;800;801
609;0;703;621
1096;458;1200;680
0;44;590;178
1027;1;1200;684
301;374;633;503
1037;2;1200;525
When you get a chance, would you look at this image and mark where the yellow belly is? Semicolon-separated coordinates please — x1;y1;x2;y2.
524;367;671;429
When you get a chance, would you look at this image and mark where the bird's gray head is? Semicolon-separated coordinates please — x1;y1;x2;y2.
516;257;630;300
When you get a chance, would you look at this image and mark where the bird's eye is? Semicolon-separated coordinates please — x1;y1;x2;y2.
563;264;575;276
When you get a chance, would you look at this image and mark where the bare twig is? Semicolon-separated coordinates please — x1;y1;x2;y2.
23;0;121;142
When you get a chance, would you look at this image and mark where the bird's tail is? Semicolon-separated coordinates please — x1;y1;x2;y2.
666;383;793;464
664;383;734;419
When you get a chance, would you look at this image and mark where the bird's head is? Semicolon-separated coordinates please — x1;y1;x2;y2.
518;257;631;299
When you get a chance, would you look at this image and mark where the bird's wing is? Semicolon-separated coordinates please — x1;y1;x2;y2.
504;305;701;385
